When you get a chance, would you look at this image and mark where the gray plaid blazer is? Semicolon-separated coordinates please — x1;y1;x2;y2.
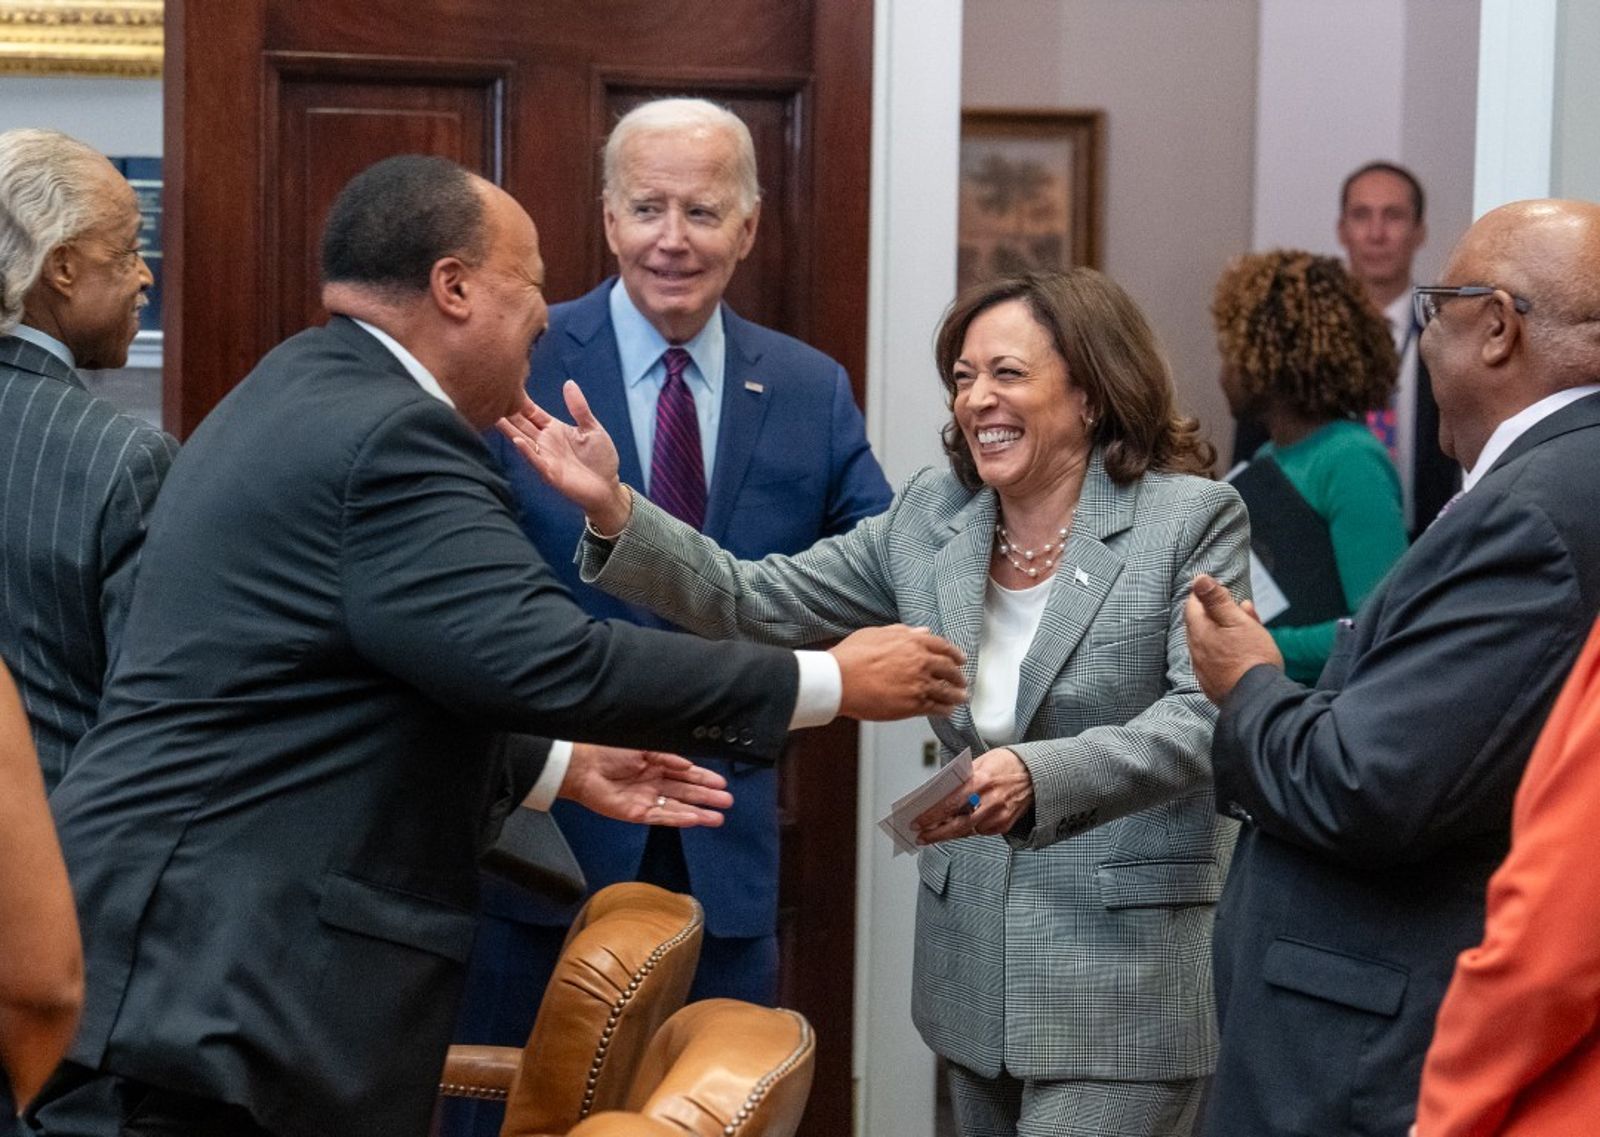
581;451;1250;1082
0;333;176;789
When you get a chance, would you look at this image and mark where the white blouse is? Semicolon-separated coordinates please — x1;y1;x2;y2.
970;576;1053;747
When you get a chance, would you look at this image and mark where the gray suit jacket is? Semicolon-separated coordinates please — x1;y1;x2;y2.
0;334;176;789
580;453;1250;1081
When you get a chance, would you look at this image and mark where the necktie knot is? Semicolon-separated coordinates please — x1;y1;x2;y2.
663;346;691;385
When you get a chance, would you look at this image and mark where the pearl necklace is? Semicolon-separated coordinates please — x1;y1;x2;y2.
995;510;1076;579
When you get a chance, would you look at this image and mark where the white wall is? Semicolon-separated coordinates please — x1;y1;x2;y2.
1553;0;1600;202
859;3;964;1134
1253;0;1478;284
963;0;1259;462
0;77;162;153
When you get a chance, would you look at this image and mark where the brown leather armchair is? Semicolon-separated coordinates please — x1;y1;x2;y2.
562;999;816;1137
437;882;704;1136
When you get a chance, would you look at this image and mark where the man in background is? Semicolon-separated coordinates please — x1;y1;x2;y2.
1233;160;1457;534
454;98;891;1124
1188;197;1600;1135
0;128;177;793
36;155;960;1137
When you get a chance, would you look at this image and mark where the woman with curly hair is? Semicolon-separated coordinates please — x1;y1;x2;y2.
511;268;1250;1136
1212;248;1408;681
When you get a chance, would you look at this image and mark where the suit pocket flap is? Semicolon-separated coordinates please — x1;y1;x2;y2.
917;846;952;896
1089;612;1167;649
1096;860;1221;908
1263;937;1408;1017
317;872;477;963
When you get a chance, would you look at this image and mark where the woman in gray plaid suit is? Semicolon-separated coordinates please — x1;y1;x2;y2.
508;269;1250;1137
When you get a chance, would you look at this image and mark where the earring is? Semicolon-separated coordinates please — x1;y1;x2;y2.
1082;411;1096;427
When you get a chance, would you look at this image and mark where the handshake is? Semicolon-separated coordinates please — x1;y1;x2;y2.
826;623;967;721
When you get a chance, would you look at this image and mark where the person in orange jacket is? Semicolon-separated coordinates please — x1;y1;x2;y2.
1415;613;1600;1136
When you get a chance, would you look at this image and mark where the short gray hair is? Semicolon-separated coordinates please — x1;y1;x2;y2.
0;128;114;335
602;98;760;215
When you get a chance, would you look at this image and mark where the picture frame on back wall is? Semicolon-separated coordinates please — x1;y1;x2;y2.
0;1;162;78
958;108;1103;292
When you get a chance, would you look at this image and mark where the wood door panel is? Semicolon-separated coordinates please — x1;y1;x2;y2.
263;54;509;342
170;5;872;1133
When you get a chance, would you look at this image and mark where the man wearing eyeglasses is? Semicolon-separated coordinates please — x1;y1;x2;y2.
1184;198;1600;1137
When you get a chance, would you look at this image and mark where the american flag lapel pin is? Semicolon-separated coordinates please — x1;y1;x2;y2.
744;379;765;393
1074;567;1090;586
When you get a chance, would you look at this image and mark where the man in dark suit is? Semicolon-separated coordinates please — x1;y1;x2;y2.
0;128;177;792
451;100;891;1105
37;155;964;1137
1186;197;1600;1135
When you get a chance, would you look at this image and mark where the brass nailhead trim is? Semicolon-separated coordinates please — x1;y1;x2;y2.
437;1082;510;1102
720;1012;813;1137
577;913;701;1118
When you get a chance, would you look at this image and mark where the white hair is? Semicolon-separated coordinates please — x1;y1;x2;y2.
602;98;760;215
0;128;114;335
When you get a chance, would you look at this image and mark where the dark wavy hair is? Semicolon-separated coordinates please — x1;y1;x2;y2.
1210;249;1397;421
935;269;1216;489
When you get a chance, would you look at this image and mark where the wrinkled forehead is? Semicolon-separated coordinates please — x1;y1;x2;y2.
617;128;742;194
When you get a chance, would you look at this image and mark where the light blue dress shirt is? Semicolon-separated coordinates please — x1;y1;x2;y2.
609;280;724;494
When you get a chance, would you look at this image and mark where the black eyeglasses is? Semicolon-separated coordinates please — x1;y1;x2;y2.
1413;285;1533;328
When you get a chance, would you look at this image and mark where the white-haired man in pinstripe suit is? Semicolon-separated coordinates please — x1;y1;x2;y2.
0;127;177;798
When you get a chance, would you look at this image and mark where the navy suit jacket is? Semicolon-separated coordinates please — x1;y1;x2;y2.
1204;392;1600;1136
486;281;891;937
49;318;802;1137
0;334;175;790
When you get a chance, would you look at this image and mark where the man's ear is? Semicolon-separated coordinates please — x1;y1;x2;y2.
1480;292;1521;367
429;256;472;321
735;201;760;261
36;243;77;298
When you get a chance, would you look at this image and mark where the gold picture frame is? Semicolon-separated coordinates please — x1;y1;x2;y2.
958;109;1103;293
0;1;162;78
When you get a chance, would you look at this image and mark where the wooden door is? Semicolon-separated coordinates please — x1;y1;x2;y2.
164;3;872;1133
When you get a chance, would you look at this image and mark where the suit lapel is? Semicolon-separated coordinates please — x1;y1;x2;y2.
557;291;646;490
704;308;771;544
933;490;998;743
1013;453;1131;735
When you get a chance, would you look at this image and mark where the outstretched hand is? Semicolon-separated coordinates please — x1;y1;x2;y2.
913;747;1035;844
830;624;967;721
497;380;633;533
558;743;733;827
1184;573;1282;705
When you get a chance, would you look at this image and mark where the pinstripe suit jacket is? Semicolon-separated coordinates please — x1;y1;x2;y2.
0;333;176;790
579;452;1250;1081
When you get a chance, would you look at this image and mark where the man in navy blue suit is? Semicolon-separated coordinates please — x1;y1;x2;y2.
452;99;890;1120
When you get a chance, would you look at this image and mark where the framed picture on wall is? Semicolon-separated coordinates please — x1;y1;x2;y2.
0;1;163;77
958;109;1103;293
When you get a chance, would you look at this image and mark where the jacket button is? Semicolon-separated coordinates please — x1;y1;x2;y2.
1226;801;1254;824
692;726;707;740
740;728;756;745
707;726;722;740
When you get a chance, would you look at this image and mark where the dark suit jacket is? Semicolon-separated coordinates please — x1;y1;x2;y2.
1204;391;1600;1136
0;334;176;789
484;281;891;937
48;317;801;1137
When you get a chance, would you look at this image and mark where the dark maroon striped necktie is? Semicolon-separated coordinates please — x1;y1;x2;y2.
649;347;706;530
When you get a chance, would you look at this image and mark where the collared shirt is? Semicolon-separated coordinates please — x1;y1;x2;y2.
1384;290;1421;527
10;323;77;370
1463;383;1600;493
345;315;840;799
609;279;723;492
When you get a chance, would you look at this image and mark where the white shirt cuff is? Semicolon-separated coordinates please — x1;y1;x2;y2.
522;739;572;811
789;650;842;729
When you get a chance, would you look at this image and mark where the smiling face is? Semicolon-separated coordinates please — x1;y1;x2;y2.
951;298;1091;505
454;183;549;427
603;127;758;343
54;163;152;369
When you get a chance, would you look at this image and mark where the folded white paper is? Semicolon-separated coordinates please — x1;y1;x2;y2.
877;747;974;856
